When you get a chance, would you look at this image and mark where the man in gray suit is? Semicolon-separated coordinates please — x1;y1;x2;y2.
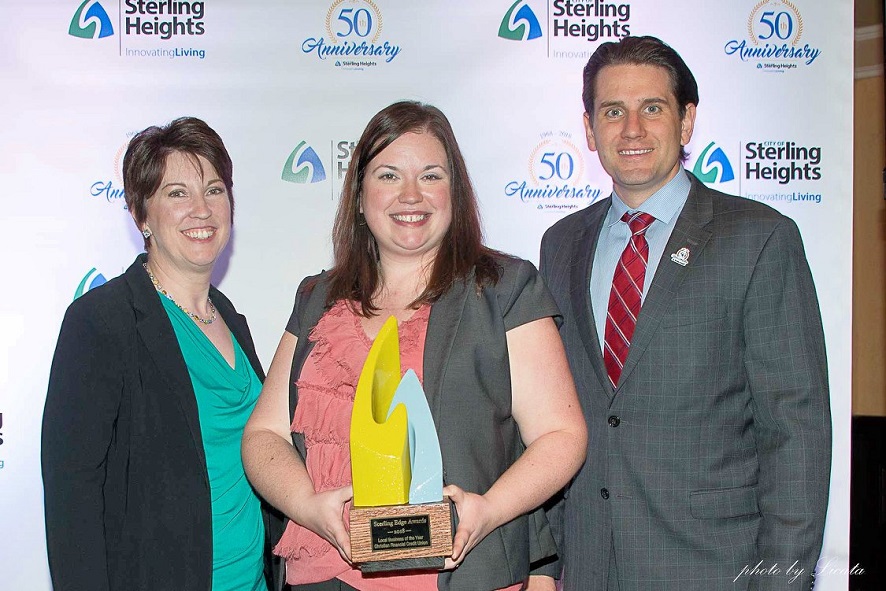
538;36;831;591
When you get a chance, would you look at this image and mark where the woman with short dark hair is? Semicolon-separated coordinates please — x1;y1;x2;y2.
42;117;281;591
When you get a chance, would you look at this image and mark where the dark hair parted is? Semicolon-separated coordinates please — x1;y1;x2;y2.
582;36;699;161
123;116;234;248
326;101;501;316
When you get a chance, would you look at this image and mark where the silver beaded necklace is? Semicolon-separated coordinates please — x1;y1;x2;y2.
143;263;217;325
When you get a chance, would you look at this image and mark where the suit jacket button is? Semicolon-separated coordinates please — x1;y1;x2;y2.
600;488;610;500
608;415;620;427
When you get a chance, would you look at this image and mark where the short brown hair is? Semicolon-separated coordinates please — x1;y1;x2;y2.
123;117;234;248
582;36;699;161
326;101;500;315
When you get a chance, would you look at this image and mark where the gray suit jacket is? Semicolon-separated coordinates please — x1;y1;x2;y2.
539;173;831;591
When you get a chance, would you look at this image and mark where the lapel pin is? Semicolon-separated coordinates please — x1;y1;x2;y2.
670;247;690;266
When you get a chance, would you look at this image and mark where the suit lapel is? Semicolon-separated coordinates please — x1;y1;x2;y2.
423;277;470;420
126;256;207;481
616;176;714;391
570;204;614;400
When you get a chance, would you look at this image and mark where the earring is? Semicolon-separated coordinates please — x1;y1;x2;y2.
142;227;153;239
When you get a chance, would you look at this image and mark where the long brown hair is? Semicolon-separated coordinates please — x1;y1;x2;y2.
326;101;501;315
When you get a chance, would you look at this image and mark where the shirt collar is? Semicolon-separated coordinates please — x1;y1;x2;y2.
605;168;691;227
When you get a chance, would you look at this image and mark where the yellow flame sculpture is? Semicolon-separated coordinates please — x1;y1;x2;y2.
350;316;411;507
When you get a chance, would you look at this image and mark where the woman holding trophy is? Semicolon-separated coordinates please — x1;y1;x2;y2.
242;101;586;591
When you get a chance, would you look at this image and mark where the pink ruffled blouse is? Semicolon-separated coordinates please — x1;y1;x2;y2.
274;300;524;591
274;301;438;591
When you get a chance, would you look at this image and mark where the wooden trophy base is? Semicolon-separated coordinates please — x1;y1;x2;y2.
349;499;453;573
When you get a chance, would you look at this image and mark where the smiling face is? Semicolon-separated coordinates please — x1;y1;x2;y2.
360;131;453;266
585;63;696;208
138;151;231;277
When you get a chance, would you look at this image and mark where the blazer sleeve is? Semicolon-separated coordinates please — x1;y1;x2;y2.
742;217;831;590
285;274;326;336
497;257;562;331
529;232;567;579
41;299;127;591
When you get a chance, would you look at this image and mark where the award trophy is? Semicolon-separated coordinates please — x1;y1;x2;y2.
349;316;453;572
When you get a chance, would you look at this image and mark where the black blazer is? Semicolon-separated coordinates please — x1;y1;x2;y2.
42;254;282;591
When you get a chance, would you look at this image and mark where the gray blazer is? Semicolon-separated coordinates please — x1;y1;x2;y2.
539;173;831;591
284;255;560;591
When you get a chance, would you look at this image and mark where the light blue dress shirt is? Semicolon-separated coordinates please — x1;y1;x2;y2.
590;169;692;352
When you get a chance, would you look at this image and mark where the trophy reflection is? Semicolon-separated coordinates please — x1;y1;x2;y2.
349;316;453;572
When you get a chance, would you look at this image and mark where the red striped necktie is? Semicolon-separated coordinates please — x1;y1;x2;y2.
604;211;655;389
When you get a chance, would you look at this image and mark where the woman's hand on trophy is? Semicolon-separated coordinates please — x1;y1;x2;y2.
296;484;354;562
443;483;503;569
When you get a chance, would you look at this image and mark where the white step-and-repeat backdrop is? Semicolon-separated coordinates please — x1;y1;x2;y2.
0;1;852;589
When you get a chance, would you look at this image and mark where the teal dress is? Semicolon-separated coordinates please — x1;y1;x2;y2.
161;297;265;591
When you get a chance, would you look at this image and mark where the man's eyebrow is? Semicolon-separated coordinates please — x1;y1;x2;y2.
597;99;625;109
597;97;668;110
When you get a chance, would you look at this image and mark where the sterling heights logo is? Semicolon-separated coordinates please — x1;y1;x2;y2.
550;0;631;42
124;0;206;40
70;1;208;59
75;268;108;300
500;1;633;58
692;142;736;184
282;142;327;184
69;0;114;39
742;140;823;205
499;1;543;41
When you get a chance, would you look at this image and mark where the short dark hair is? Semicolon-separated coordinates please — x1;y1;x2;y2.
582;36;699;161
326;101;500;315
123;117;233;248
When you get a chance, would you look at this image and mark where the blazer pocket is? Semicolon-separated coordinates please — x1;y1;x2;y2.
689;484;760;519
